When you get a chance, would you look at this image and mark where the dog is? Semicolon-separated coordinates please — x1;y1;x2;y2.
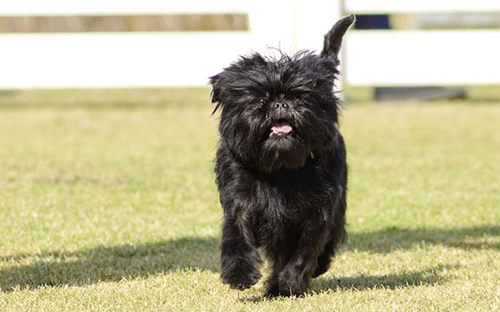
209;15;355;297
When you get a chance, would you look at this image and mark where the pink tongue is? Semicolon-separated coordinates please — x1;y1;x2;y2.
270;121;293;136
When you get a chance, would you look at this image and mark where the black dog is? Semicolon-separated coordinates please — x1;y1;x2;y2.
209;15;355;297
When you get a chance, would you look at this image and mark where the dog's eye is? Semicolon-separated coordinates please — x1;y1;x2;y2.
258;98;267;105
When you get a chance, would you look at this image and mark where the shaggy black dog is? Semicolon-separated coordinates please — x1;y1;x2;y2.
209;15;355;297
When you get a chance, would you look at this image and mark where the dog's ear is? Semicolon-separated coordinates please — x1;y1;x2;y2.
209;73;224;114
209;73;222;103
321;14;355;63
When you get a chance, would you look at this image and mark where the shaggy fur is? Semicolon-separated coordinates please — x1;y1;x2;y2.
210;15;355;297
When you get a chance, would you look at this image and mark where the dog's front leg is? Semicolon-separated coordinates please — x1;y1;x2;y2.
269;222;329;297
220;211;262;290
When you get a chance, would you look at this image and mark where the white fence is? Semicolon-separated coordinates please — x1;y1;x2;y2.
0;0;499;89
0;0;341;89
343;0;500;86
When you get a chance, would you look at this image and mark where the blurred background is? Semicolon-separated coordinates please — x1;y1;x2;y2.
0;0;499;101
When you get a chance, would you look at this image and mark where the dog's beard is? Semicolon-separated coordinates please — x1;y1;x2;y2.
256;103;336;172
256;115;307;172
260;141;310;172
260;131;309;173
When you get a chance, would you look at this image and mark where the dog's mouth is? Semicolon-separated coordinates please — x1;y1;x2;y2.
269;120;293;137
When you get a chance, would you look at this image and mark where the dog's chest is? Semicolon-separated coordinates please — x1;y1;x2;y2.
254;172;329;223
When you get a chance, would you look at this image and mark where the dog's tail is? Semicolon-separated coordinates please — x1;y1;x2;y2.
321;14;356;64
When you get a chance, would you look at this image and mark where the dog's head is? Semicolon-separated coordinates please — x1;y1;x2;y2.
210;15;354;173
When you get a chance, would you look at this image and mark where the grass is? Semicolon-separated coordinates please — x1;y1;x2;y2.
1;88;499;311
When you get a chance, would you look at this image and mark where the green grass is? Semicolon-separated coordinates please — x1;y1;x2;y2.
1;88;499;311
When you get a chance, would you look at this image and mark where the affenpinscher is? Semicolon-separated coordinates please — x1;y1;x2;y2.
209;15;355;297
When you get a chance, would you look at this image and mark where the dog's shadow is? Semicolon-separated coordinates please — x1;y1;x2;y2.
2;225;497;293
0;236;219;292
345;224;499;253
241;224;498;301
313;263;456;294
241;263;455;302
315;224;498;295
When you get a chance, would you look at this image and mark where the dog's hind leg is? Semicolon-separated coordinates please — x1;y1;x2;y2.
313;239;335;278
313;219;347;277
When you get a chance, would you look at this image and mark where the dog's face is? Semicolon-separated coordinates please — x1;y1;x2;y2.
211;15;354;173
210;53;340;172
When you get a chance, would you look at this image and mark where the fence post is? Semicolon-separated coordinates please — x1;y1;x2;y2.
292;0;343;52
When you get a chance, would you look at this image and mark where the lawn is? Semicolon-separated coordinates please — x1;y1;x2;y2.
0;88;499;311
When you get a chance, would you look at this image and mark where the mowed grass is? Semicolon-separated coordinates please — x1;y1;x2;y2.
0;88;499;311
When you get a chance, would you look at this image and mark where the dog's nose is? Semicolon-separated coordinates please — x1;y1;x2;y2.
274;102;289;110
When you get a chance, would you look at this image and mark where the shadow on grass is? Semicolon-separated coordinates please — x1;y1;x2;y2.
0;236;219;292
241;264;457;302
1;225;497;293
313;264;457;293
346;224;499;253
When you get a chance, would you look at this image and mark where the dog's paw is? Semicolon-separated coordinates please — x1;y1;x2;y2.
222;269;261;291
312;260;330;278
265;285;303;298
264;283;281;298
264;273;306;297
229;281;253;291
223;276;259;291
272;267;309;297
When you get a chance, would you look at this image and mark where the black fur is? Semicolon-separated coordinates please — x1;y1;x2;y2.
210;15;355;297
